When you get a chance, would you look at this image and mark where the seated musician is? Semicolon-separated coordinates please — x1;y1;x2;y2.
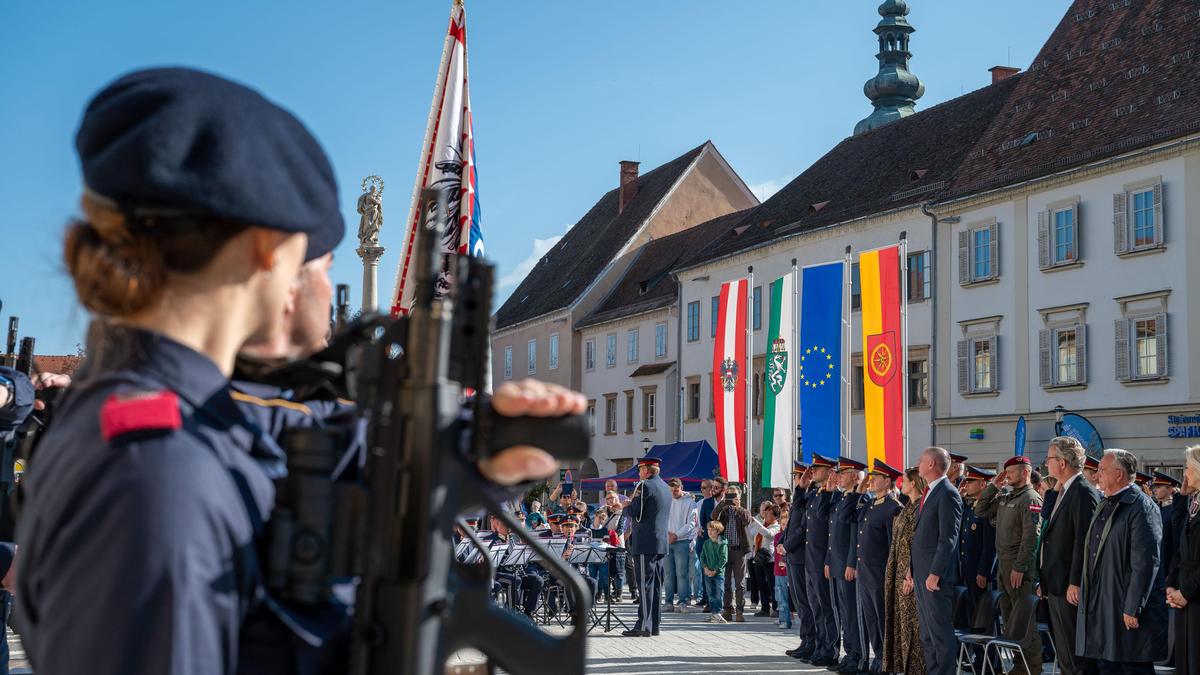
544;519;600;615
539;513;565;538
487;514;544;617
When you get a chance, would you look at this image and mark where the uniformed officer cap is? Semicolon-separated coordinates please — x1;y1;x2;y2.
637;456;662;468
1152;471;1181;488
560;518;579;528
810;454;837;469
1134;471;1152;486
465;518;479;527
792;460;809;474
948;451;969;463
76;67;344;261
547;513;564;524
962;465;996;482
1004;456;1032;469
836;457;867;472
868;459;902;480
1083;455;1100;470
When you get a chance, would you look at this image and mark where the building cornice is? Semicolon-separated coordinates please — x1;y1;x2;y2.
491;308;572;338
578;306;673;333
931;132;1200;216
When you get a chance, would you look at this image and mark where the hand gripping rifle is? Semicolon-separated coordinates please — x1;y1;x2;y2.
264;189;592;675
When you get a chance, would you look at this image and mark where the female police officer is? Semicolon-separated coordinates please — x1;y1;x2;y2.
15;67;582;674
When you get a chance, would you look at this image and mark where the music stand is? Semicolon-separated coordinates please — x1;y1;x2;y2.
576;544;628;633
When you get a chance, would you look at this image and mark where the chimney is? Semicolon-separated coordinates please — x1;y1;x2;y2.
618;160;639;214
989;66;1020;84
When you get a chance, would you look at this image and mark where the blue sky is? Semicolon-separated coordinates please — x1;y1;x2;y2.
0;0;1064;354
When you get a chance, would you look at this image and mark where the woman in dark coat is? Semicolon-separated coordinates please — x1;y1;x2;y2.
1167;446;1200;674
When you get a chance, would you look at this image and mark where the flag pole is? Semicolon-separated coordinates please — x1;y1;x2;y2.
843;245;853;464
791;258;799;467
745;266;754;509
899;232;910;468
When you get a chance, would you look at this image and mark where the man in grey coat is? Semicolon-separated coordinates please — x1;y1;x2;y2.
623;456;672;637
910;446;963;675
1077;449;1167;674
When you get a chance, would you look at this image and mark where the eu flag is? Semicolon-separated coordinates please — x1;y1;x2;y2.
799;262;844;463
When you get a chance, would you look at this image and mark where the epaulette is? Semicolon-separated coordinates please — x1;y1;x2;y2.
100;391;183;441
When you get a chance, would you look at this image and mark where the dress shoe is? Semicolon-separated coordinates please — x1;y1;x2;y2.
621;629;651;637
753;609;771;617
810;655;838;667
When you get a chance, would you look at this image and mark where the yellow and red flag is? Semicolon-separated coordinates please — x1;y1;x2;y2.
859;246;904;469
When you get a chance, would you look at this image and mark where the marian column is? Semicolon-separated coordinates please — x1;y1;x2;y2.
356;175;386;312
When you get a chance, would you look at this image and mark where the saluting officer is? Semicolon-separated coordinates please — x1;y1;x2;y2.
784;461;818;661
1082;455;1100;487
948;451;969;487
829;457;866;673
957;465;998;611
803;454;840;667
974;456;1043;675
851;459;903;675
623;456;671;638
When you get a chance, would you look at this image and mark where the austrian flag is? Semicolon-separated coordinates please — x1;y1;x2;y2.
712;278;749;483
392;1;483;315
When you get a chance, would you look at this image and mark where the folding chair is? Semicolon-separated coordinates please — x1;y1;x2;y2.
982;594;1037;675
956;589;1002;675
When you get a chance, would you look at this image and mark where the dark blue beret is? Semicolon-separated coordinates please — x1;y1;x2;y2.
76;67;343;261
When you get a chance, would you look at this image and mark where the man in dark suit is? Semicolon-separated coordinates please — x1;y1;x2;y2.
623;456;672;637
1078;449;1167;674
910;446;964;675
1039;437;1102;675
784;462;818;661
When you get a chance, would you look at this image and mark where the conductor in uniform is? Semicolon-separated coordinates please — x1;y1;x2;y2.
623;456;671;637
803;453;839;667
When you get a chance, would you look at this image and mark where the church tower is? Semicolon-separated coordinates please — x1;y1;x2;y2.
854;0;925;136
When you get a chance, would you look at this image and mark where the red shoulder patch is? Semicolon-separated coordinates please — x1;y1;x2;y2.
100;391;183;442
1029;503;1042;513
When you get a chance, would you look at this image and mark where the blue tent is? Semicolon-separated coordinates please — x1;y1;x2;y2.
580;440;720;492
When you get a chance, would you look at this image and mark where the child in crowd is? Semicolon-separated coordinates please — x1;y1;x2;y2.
773;511;792;629
701;521;729;623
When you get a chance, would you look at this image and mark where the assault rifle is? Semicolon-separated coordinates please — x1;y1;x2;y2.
262;189;591;675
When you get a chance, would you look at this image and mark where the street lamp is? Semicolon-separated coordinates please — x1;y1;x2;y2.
641;437;652;455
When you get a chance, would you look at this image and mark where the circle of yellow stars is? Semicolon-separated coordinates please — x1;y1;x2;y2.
798;346;836;388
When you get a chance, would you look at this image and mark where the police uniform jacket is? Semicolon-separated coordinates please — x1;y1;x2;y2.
626;474;671;556
851;491;901;589
826;489;858;575
803;488;835;571
974;482;1042;574
959;498;998;585
17;331;303;675
781;485;811;564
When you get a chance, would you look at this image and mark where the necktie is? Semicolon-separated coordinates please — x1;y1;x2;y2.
919;485;931;515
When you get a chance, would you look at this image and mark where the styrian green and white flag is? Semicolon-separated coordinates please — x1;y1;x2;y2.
762;272;796;488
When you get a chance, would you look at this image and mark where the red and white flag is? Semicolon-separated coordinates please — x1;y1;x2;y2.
712;278;749;483
392;1;483;315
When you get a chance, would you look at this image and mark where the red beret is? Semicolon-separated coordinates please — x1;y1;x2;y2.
1004;456;1032;469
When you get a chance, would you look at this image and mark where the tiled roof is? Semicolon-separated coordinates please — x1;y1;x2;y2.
494;142;710;329
684;76;1022;269
33;355;84;376
576;209;749;329
949;0;1200;198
